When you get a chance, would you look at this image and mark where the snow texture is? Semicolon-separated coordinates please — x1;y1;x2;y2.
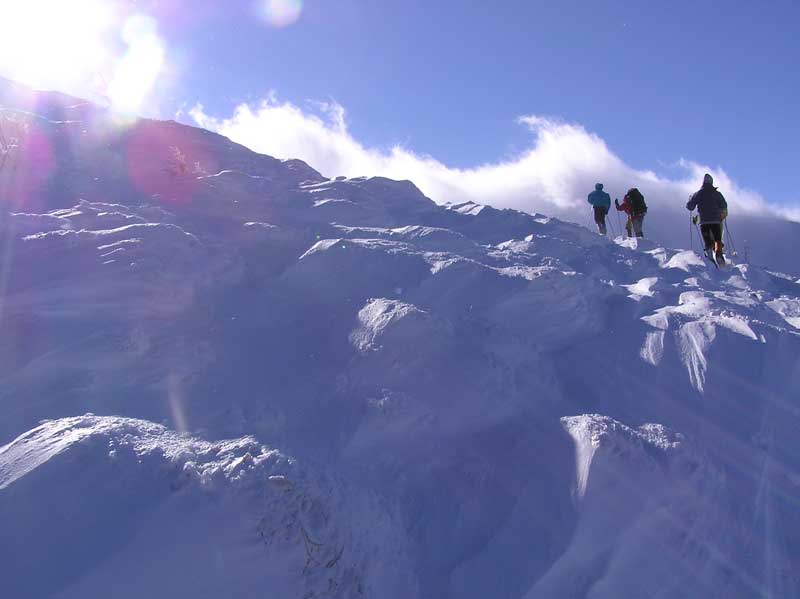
1;79;799;598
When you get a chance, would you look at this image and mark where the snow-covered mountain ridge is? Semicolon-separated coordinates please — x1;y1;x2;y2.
1;82;799;598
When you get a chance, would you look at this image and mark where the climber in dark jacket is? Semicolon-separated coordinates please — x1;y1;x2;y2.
587;183;611;235
687;173;728;262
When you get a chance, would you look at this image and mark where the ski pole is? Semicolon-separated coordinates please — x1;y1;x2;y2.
694;219;703;248
724;220;738;257
607;208;616;238
692;214;707;256
689;214;693;250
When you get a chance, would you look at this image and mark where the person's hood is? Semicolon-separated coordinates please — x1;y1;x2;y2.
595;183;603;191
703;173;714;187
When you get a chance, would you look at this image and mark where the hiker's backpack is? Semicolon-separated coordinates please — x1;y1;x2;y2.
627;188;647;215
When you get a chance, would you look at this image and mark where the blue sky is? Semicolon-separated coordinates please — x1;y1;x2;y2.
172;0;799;205
1;0;798;211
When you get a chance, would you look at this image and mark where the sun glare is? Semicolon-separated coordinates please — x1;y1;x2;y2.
0;0;115;93
0;0;167;114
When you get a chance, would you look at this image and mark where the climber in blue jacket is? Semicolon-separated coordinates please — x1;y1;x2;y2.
587;183;611;235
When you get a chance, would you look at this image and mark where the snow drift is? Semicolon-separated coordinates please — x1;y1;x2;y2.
0;416;416;599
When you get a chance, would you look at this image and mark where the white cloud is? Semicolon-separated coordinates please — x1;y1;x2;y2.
189;96;794;226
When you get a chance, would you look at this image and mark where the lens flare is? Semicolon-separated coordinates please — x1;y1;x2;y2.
260;0;303;27
2;121;54;211
125;120;218;205
107;15;165;114
167;372;188;433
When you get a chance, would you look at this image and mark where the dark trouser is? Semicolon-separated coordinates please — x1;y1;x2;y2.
625;214;644;238
700;223;724;253
593;206;608;235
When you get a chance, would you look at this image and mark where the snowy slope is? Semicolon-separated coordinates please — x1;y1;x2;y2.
0;416;416;599
1;82;800;598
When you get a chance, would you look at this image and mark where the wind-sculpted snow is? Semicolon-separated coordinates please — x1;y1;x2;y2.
539;415;727;598
349;298;433;353
1;85;799;598
0;416;417;599
767;297;800;330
